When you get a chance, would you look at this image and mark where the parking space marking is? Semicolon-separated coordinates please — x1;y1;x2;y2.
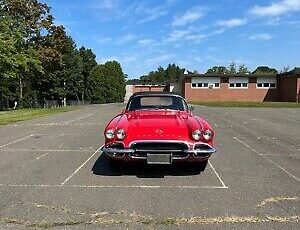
0;134;33;149
65;114;94;124
234;137;300;182
60;146;102;186
35;153;49;160
260;154;300;157
0;149;92;152
0;184;228;189
208;161;228;188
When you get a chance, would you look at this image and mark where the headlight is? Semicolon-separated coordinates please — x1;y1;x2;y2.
105;129;114;139
192;130;202;140
203;130;213;141
116;129;126;140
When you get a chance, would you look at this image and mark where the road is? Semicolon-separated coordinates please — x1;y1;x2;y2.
0;104;299;229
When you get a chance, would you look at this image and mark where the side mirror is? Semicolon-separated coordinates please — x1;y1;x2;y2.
188;105;194;111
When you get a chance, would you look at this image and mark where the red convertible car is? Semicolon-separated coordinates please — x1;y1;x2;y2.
101;92;216;171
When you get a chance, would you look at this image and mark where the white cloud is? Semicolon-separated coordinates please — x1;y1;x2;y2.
250;0;300;17
115;34;137;45
145;54;177;65
138;39;154;45
125;2;169;23
172;6;205;26
139;7;168;23
96;36;112;44
216;18;247;28
167;30;190;42
96;0;119;9
250;33;273;41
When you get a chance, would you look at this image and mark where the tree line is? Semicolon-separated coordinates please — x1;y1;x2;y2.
130;62;289;85
0;0;125;109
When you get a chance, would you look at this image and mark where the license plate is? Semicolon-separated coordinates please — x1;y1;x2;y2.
147;154;172;164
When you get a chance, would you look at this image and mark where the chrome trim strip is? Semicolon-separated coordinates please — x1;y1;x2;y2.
101;146;135;154
135;149;183;153
129;140;190;148
184;147;217;155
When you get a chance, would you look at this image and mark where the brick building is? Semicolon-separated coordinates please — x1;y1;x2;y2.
125;68;300;102
182;68;299;102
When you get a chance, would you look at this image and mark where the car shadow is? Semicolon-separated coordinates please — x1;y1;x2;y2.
92;154;203;178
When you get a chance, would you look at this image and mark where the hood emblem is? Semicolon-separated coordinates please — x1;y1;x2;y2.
155;129;163;135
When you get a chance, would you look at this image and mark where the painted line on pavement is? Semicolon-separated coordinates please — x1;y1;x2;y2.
60;146;102;186
65;114;93;124
35;153;49;160
234;136;300;182
208;161;228;188
0;148;92;152
0;134;33;149
0;184;228;189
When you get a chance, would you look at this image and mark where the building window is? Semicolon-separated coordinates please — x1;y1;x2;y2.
215;83;220;88
191;82;220;89
197;83;203;87
229;83;248;88
256;83;277;89
192;83;197;88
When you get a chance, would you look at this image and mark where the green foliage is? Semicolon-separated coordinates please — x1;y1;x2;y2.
252;66;278;74
0;0;101;109
90;61;126;103
140;64;184;84
228;61;237;74
280;66;291;73
237;64;250;74
206;66;228;74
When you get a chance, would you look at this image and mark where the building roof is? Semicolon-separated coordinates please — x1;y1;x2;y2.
181;73;277;78
130;91;182;98
182;67;300;79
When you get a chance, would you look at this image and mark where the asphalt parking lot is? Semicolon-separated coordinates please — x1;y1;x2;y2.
0;104;299;229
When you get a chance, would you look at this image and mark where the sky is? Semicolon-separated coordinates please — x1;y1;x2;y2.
43;0;300;78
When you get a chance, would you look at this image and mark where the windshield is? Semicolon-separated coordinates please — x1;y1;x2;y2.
127;95;187;111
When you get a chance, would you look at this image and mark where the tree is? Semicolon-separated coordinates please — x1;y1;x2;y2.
139;64;184;84
252;66;278;74
0;5;42;106
237;64;250;74
206;66;228;74
79;47;97;101
228;61;237;74
90;61;126;103
280;66;291;73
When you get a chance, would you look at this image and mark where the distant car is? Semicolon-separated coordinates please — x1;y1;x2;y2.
101;92;216;171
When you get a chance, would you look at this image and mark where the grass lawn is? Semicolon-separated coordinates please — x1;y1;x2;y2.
190;101;300;108
0;107;77;125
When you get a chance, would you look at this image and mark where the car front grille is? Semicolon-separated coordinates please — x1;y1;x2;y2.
130;142;189;157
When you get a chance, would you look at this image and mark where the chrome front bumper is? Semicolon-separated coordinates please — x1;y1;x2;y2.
101;144;217;161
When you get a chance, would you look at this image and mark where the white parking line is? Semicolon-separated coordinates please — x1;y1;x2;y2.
0;184;228;189
0;149;92;152
0;134;33;149
208;161;228;188
234;137;300;182
60;146;102;186
65;114;93;124
35;153;49;160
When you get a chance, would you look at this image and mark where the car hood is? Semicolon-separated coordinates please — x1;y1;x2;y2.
115;110;202;142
